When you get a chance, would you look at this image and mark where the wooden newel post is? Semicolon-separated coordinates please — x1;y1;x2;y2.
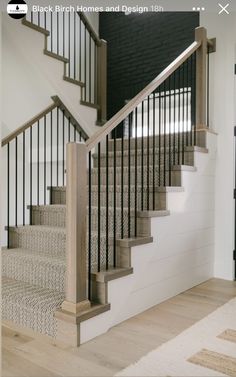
61;142;90;315
195;27;207;129
97;39;107;126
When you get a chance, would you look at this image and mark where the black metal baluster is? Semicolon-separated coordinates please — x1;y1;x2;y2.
88;151;92;299
50;111;53;188
79;17;82;82
190;54;193;146
31;11;33;23
94;43;97;105
57;12;59;55
147;96;150;210
38;11;40;27
84;28;87;101
168;76;172;186
57;108;59;187
15;137;18;227
7;143;10;247
62;110;65;186
37;121;40;205
186;58;189;147
152;92;156;210
113;129;117;267
44;12;46;29
74;12;76;80
63;11;65;57
68;12;71;76
178;67;181;164
207;46;210;127
128;114;131;238
106;135;109;269
98;142;101;272
30;127;32;223
141;101;144;210
68;117;71;141
182;63;185;164
89;33;92;103
193;53;197;145
74;125;76;142
23;131;25;225
121;121;124;238
158;86;161;186
173;71;176;165
51;12;53;52
134;108;138;236
164;81;166;186
80;132;82;142
44;116;47;205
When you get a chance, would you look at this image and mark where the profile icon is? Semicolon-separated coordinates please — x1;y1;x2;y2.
7;0;28;19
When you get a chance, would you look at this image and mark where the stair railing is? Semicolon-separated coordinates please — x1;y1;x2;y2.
1;96;88;248
63;27;216;318
22;11;107;124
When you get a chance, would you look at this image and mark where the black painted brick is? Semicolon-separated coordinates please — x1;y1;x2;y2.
99;12;199;119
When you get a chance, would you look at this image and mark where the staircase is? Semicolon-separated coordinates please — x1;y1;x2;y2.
2;133;208;338
1;17;216;346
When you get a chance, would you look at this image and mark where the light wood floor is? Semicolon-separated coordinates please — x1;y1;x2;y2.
2;278;236;377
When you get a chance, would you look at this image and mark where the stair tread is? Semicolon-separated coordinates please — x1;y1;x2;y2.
2;248;66;265
91;165;195;173
31;204;139;212
8;225;66;233
2;277;64;311
8;224;153;241
93;146;208;158
48;185;184;193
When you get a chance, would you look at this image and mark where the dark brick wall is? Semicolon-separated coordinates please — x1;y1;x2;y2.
99;12;199;120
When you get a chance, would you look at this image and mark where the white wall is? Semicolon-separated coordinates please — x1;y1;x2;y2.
1;13;100;246
2;13;99;139
201;13;236;280
80;135;216;344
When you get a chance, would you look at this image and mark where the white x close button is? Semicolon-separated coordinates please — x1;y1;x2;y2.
218;3;230;14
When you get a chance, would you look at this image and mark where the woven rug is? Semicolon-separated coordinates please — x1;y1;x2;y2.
116;298;236;377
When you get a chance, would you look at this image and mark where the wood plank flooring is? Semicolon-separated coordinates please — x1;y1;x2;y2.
2;278;236;377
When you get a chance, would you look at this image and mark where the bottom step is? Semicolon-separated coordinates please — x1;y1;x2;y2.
2;277;65;337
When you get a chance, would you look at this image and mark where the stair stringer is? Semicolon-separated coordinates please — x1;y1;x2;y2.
74;131;217;345
2;14;98;138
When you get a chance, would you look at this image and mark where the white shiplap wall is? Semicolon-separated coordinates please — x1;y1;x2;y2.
79;132;217;344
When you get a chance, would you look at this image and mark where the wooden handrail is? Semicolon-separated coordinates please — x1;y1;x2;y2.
86;40;201;152
77;12;101;46
2;96;89;147
1;103;57;147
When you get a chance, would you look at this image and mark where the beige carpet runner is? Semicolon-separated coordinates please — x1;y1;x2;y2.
117;298;236;376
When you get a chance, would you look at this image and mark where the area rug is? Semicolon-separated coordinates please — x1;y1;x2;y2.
116;298;236;377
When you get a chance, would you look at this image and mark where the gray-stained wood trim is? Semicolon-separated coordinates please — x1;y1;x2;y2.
1;96;89;147
86;40;201;151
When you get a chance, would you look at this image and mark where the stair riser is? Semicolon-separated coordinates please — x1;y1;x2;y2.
93;152;194;168
2;299;58;337
2;253;65;292
2;279;64;338
91;191;166;211
50;189;66;205
50;188;166;210
8;228;117;272
91;170;178;186
107;134;198;152
31;209;66;228
8;229;66;256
